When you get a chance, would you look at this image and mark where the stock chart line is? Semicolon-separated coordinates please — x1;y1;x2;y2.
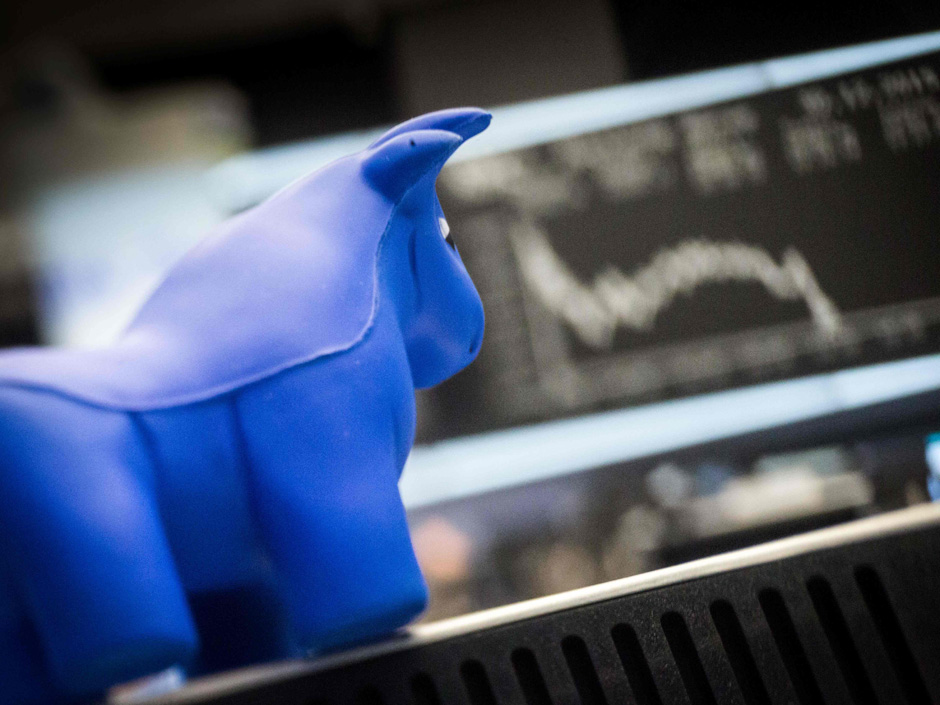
509;222;844;349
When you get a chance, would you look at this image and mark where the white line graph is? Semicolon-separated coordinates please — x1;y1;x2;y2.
509;221;844;349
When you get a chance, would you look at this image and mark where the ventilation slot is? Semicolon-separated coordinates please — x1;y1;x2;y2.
512;648;553;705
562;635;608;705
611;624;663;705
355;686;383;705
805;576;877;705
410;673;442;705
758;588;824;705
660;612;717;705
461;660;498;705
854;566;930;705
709;600;771;705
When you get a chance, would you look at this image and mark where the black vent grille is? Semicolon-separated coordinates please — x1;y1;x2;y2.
185;521;940;705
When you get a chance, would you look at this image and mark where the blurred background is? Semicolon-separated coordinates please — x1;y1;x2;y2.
4;0;940;624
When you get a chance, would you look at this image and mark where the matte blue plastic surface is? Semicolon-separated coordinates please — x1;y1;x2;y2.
0;108;489;703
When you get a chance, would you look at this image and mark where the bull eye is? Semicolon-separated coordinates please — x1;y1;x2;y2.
439;217;456;250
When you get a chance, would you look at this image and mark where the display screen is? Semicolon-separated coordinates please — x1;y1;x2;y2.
430;49;940;439
395;39;940;619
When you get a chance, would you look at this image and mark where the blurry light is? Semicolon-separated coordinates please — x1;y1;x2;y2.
401;354;940;508
411;516;473;584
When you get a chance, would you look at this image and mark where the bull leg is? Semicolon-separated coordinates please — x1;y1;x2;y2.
139;400;298;671
0;387;197;699
235;333;425;652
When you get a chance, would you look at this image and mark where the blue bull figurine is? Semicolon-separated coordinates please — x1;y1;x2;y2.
0;108;490;703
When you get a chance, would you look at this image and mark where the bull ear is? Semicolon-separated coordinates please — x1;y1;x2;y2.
369;108;491;149
363;129;463;200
